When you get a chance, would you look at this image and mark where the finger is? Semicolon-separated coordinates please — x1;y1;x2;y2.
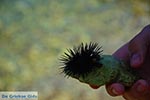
106;83;125;96
131;79;149;97
123;79;149;100
129;26;150;68
129;40;147;68
89;84;100;89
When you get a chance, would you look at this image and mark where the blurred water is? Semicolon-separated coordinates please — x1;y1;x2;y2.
0;0;149;100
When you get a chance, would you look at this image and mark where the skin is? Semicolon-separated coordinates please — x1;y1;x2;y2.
90;25;150;100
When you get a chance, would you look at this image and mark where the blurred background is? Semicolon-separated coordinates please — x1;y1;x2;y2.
0;0;149;100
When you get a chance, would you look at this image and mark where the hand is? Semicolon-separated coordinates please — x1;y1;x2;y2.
89;25;150;100
106;25;150;100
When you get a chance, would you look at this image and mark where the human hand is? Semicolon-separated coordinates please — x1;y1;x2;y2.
105;25;150;100
89;25;150;100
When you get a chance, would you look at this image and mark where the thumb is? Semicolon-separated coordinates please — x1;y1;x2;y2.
129;25;150;68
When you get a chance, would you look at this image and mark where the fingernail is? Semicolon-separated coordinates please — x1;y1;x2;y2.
112;88;119;95
111;87;124;95
137;85;145;92
137;82;148;92
131;54;141;68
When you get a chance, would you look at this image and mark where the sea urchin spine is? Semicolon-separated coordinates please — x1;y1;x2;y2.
60;42;103;78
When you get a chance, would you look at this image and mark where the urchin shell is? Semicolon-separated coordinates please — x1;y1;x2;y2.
60;42;103;77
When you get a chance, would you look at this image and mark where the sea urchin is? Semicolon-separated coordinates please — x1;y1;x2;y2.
60;42;103;78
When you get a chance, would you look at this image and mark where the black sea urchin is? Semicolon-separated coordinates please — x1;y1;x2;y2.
60;42;103;77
